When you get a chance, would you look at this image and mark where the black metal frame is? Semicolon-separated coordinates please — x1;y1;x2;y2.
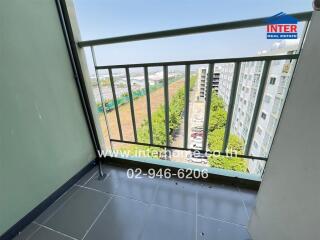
56;0;106;178
57;0;100;151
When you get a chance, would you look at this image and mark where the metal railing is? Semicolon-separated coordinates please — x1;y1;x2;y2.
79;12;312;163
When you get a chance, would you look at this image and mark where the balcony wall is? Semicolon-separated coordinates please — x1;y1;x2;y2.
249;11;320;239
0;0;95;235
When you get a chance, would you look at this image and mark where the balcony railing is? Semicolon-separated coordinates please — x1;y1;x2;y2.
78;11;312;173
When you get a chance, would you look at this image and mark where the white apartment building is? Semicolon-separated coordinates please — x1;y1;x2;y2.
217;40;299;175
197;67;207;101
197;66;221;101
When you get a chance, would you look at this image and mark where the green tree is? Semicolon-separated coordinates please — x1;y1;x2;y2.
207;91;247;172
208;107;227;132
126;74;197;157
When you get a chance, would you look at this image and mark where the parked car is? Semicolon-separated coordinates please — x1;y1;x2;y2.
192;136;203;143
191;132;203;138
192;127;203;132
192;142;202;149
187;152;208;163
193;119;203;124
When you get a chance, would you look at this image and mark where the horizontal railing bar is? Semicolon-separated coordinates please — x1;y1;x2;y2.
78;11;311;47
109;138;268;161
95;54;299;69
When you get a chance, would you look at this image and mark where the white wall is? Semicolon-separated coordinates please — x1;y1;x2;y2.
249;11;320;239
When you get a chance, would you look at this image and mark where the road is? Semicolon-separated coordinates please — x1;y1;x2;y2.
170;83;207;166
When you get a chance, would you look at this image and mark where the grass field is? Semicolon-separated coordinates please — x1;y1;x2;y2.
98;78;185;149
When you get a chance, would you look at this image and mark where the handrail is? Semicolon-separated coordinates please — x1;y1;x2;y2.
95;54;299;69
92;53;300;162
78;11;312;47
109;139;268;161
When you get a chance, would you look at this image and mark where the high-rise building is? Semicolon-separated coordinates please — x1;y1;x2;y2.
217;40;299;175
197;66;221;101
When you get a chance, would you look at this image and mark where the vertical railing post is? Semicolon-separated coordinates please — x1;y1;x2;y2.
125;67;138;142
245;60;271;155
90;46;107;179
144;67;153;144
184;65;191;148
202;63;214;151
108;68;123;140
222;62;241;153
163;66;170;147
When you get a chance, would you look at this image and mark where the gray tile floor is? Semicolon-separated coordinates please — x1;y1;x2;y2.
14;164;256;240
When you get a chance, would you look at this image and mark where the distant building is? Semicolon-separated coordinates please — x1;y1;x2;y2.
196;66;221;101
197;68;207;101
216;40;299;175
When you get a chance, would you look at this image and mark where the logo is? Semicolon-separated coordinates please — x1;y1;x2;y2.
265;12;298;39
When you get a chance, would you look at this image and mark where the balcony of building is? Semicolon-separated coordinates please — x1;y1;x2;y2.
1;1;320;240
12;164;256;240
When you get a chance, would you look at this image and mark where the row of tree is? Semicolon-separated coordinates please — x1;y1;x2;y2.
118;73;247;172
207;91;248;172
132;75;196;156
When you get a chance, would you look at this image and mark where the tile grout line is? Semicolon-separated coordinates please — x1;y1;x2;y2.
79;169;112;188
32;222;78;240
82;166;119;187
74;184;113;197
80;173;248;229
33;168;99;226
25;170;98;239
76;181;196;216
237;187;251;223
150;180;160;204
75;184;149;205
35;187;82;226
23;225;42;240
136;182;160;240
82;170;99;186
81;196;113;240
25;167;253;240
197;213;248;228
151;202;194;216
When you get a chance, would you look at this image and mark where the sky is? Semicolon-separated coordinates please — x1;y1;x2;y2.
73;0;312;73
